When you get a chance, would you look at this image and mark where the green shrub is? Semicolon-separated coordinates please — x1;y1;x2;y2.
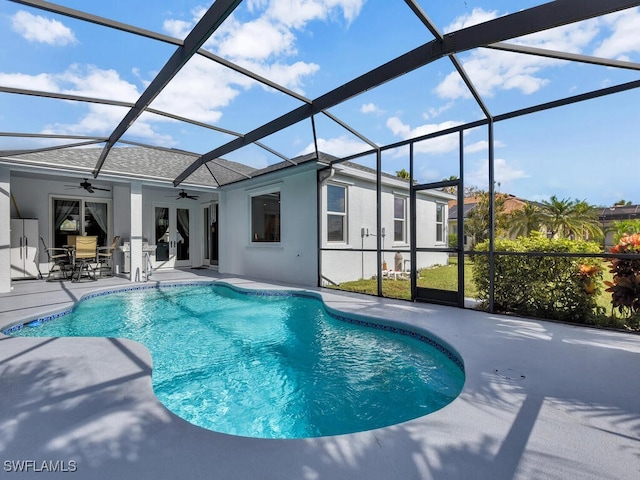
472;233;603;323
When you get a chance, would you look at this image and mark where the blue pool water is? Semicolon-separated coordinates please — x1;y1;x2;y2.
9;283;465;439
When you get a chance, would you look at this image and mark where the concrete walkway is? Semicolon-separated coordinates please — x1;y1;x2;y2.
1;270;639;479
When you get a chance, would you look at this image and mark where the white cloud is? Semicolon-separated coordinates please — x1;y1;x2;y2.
259;0;365;29
59;65;141;102
437;9;601;99
41;103;174;145
464;140;505;154
0;66;174;144
162;19;193;39
361;103;378;114
386;117;462;154
422;102;453;120
593;8;640;59
151;57;246;123
467;158;528;190
216;17;296;60
443;7;500;33
11;11;77;46
0;72;60;92
162;7;208;38
238;60;320;93
161;1;364;99
298;135;370;157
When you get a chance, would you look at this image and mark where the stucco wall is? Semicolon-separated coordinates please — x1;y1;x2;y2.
219;168;318;287
319;170;451;284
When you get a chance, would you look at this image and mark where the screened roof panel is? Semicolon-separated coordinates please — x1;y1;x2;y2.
23;0;206;38
324;57;487;151
255;118;317;161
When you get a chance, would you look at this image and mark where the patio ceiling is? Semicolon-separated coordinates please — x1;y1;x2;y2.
1;0;639;188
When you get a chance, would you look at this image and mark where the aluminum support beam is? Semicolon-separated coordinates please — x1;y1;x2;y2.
487;42;640;72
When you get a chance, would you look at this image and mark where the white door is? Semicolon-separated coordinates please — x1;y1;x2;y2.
154;205;191;269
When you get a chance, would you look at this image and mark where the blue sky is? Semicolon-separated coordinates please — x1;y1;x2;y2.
0;0;639;206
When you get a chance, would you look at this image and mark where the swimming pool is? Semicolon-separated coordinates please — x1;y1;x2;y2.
7;282;464;439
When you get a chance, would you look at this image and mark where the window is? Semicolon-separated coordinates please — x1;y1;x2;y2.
436;203;445;242
394;196;406;242
327;184;346;242
251;191;281;242
52;198;110;248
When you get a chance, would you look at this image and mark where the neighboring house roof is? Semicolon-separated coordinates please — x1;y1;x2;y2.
598;205;640;222
448;193;530;220
448;203;477;221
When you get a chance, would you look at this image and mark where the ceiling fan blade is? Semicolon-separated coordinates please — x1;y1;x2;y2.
92;186;111;191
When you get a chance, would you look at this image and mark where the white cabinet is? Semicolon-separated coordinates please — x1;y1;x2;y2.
10;219;40;279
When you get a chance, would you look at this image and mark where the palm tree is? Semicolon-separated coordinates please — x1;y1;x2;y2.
572;200;603;241
539;195;602;240
508;202;543;238
396;168;410;180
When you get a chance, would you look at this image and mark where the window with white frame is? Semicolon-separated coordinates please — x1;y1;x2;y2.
251;191;281;242
394;196;406;243
436;203;445;242
327;184;347;242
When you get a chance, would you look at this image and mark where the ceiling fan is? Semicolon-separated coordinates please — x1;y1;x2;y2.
169;189;199;200
65;178;111;193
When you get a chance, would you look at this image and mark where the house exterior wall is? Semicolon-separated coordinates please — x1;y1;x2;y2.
219;167;318;287
319;168;451;285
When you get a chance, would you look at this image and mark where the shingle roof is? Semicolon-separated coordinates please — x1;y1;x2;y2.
0;146;258;187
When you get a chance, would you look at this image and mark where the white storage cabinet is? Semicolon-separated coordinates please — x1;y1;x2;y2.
10;218;40;279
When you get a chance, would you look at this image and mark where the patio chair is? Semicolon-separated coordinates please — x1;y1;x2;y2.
97;235;120;277
72;236;98;282
39;236;72;281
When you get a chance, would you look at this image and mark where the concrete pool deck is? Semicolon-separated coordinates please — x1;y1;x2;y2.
1;269;639;479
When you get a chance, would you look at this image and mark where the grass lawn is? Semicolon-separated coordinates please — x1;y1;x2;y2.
334;258;477;301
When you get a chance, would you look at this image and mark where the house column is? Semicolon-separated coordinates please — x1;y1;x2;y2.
0;166;10;293
130;181;143;282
